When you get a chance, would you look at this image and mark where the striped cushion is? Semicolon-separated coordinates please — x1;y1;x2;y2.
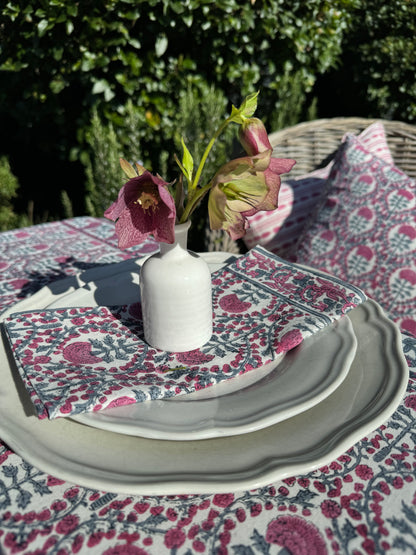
243;122;393;259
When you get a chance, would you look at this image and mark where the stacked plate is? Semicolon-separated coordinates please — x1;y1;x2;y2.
0;253;408;495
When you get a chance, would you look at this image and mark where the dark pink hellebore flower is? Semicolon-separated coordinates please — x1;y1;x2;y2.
104;171;176;248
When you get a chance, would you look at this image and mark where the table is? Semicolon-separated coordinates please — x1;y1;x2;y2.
1;217;415;554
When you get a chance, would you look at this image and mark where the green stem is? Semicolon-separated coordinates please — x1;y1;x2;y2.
190;116;232;191
180;111;236;223
179;182;213;223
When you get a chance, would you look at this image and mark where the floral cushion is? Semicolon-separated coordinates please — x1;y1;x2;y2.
295;133;416;338
243;122;394;259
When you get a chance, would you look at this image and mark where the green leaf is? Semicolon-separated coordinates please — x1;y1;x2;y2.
50;77;66;94
37;19;49;37
174;153;187;181
239;91;259;118
92;78;115;101
181;137;194;183
66;20;74;35
66;4;78;17
119;158;137;178
228;92;259;124
129;38;141;49
155;34;168;57
52;47;63;61
92;79;108;94
229;104;245;125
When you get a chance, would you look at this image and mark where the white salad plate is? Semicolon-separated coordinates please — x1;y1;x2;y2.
70;317;355;440
0;250;409;495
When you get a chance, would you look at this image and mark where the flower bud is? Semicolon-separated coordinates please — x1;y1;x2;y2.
238;118;272;156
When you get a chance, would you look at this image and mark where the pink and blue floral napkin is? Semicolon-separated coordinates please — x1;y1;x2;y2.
3;246;366;419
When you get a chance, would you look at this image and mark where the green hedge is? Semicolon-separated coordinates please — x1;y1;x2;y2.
314;0;416;121
1;0;414;228
344;0;416;121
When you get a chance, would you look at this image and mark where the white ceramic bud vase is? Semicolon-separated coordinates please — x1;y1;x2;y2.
139;221;213;352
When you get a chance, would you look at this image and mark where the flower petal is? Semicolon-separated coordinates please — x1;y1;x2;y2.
114;208;151;249
213;151;271;186
104;174;150;222
222;207;249;241
208;185;227;230
268;157;296;175
223;174;268;212
243;170;281;217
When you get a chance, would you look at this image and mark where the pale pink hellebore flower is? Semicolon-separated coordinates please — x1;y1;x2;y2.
209;150;275;240
208;119;295;240
104;171;176;248
238;117;296;215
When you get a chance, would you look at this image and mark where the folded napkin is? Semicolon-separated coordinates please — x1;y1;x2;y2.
3;246;366;419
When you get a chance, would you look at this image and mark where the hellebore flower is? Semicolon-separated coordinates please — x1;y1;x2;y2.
208;151;274;240
238;117;296;216
104;93;296;248
104;171;176;248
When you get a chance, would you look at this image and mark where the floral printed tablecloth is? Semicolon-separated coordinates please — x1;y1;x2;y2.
0;217;415;555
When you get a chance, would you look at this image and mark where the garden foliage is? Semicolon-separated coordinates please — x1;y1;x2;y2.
342;0;416;121
0;156;31;231
0;0;414;229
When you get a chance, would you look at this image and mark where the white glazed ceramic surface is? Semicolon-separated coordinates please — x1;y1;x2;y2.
0;295;408;495
71;316;356;439
140;222;213;352
3;251;356;439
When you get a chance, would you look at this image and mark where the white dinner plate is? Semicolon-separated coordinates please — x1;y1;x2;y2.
0;298;408;495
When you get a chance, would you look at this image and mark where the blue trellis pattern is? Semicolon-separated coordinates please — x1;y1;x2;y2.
0;218;415;555
3;246;365;419
0;331;415;555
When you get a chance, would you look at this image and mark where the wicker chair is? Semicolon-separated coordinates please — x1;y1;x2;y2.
206;117;416;252
268;117;416;179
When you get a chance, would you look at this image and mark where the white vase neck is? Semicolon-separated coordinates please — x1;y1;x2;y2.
159;221;190;254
